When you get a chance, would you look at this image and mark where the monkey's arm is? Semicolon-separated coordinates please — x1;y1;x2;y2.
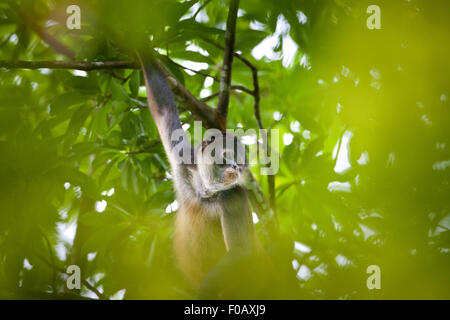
137;53;194;193
219;187;253;251
138;54;189;159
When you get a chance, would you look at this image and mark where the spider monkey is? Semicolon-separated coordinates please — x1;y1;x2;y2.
137;53;271;298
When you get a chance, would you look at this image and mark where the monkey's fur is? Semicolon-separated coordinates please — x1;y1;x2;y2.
138;54;274;298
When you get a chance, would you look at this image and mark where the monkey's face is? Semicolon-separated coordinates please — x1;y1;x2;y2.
196;133;247;193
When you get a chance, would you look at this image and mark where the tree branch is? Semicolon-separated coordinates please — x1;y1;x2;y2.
231;52;277;216
0;60;138;70
0;59;221;129
233;52;263;129
217;0;240;126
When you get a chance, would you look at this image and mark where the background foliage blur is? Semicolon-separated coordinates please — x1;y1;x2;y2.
0;0;448;299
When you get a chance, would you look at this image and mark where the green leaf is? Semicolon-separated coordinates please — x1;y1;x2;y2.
106;130;124;149
174;18;225;41
128;71;141;98
50;92;87;116
98;156;120;188
169;50;214;64
119;112;138;140
91;102;111;136
63;76;98;95
67;142;99;160
109;78;130;102
51;166;99;197
64;105;92;150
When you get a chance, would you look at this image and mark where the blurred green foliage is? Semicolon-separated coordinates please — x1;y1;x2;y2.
0;0;448;299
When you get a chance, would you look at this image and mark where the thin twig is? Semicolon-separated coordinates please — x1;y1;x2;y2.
234;52;275;214
200;85;254;102
200;92;220;102
234;53;263;129
192;0;213;20
107;70;133;84
230;84;253;95
165;57;219;81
